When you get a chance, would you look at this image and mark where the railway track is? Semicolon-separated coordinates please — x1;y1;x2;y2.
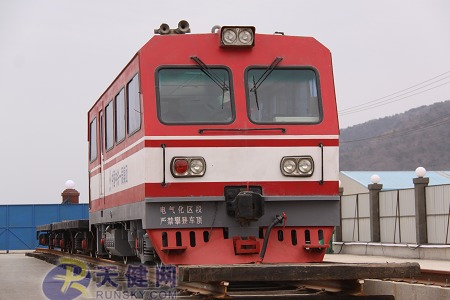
390;269;450;287
27;248;442;299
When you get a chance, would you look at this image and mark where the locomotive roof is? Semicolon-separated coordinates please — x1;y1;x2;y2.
88;30;328;115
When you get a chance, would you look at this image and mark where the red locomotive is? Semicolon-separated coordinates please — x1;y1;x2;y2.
38;21;340;265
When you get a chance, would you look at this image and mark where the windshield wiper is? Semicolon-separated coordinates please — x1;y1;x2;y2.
250;57;283;110
191;56;230;108
191;56;229;92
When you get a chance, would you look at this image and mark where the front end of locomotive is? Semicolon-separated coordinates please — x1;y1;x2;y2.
141;23;340;265
87;22;340;265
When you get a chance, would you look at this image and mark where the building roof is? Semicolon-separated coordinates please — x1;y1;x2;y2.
340;171;450;190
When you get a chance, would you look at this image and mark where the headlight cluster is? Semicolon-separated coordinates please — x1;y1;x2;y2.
171;157;206;177
280;156;314;177
220;26;255;47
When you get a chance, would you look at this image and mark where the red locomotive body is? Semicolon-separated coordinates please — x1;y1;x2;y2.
85;22;339;265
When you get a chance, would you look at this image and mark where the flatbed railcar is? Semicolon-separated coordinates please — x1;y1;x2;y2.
37;21;340;265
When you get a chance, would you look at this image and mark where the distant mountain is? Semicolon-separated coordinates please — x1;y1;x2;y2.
339;100;450;171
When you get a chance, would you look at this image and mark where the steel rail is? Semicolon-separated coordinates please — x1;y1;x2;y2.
390;268;450;288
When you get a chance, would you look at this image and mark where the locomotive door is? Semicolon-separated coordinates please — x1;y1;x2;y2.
99;110;106;207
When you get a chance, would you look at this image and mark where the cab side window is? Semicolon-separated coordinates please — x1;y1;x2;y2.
105;100;114;150
115;88;126;143
127;74;141;134
89;118;97;162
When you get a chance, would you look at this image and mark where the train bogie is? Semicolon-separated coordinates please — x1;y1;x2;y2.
95;220;157;263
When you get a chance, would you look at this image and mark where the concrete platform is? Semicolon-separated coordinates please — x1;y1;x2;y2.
325;253;450;300
0;252;54;300
364;279;450;300
324;253;450;272
0;252;126;300
333;242;450;261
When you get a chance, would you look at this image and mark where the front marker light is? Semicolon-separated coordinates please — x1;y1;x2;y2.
280;156;314;177
190;159;205;175
171;157;206;178
173;159;189;175
282;159;296;174
298;158;313;174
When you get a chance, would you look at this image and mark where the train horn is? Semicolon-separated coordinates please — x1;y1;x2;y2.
154;21;190;35
154;23;170;35
176;20;190;34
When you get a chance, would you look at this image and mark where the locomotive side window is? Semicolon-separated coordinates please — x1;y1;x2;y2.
105;100;114;151
157;68;234;124
127;74;141;135
115;88;126;144
246;69;321;124
89;118;97;162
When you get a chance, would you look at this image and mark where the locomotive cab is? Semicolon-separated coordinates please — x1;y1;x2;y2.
87;22;339;265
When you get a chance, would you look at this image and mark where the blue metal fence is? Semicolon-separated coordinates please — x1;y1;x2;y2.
0;204;88;251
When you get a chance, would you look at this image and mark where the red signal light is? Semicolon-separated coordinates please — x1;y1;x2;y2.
174;159;189;175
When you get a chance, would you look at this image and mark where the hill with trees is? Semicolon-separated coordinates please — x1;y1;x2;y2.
339;100;450;171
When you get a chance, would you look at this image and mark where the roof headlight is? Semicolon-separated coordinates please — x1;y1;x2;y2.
238;29;254;44
220;26;255;47
222;29;237;45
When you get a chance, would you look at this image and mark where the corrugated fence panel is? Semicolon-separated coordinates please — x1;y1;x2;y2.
60;204;88;221
341;195;358;218
398;189;416;244
0;204;89;251
341;195;359;241
339;184;450;244
426;185;450;244
7;205;35;250
358;194;371;242
0;206;7;250
380;191;399;243
34;205;60;226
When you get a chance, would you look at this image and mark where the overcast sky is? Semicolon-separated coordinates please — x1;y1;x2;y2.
1;0;449;204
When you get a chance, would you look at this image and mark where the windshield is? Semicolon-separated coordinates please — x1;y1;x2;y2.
157;68;233;124
246;68;321;124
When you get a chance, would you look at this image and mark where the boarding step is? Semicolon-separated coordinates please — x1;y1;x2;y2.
233;236;260;254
